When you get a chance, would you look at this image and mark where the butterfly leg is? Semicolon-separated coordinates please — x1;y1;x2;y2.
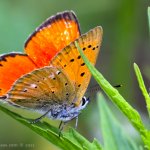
75;116;78;129
30;109;51;124
58;121;63;129
58;121;67;137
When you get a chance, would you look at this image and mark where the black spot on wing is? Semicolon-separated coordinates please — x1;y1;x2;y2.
78;84;81;87
77;55;81;59
57;71;61;75
81;63;85;66
70;58;74;62
88;45;92;48
80;72;85;77
92;47;96;50
23;89;27;92
82;47;86;51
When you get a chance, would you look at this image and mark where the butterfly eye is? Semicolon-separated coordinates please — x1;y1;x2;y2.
81;97;86;106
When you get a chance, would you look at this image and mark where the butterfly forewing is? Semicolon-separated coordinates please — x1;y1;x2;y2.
25;11;81;67
7;67;75;109
50;26;103;106
0;53;36;96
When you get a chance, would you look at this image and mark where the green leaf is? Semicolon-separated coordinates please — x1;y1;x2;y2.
98;93;138;150
0;103;102;150
134;63;150;117
64;128;102;150
75;41;150;149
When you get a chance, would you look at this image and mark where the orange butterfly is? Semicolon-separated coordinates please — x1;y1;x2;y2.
0;11;103;129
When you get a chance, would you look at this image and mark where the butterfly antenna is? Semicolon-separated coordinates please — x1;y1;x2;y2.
87;84;100;95
87;83;122;95
113;84;122;88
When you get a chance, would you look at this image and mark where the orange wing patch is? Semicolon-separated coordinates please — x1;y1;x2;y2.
25;11;81;68
0;53;36;96
51;27;102;106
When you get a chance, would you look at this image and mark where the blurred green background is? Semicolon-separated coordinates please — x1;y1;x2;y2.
0;0;149;150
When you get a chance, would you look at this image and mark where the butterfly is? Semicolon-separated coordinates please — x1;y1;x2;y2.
0;11;103;130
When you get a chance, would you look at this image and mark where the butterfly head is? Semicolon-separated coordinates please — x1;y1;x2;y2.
66;96;90;121
77;96;90;110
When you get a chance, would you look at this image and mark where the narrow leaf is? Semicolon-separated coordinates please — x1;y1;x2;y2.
148;7;150;33
98;93;138;150
134;63;150;117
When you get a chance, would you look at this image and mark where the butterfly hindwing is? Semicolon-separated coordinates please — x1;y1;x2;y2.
7;66;76;109
50;26;103;106
0;53;36;96
25;11;81;67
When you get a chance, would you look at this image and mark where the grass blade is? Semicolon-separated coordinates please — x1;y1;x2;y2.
134;63;150;117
